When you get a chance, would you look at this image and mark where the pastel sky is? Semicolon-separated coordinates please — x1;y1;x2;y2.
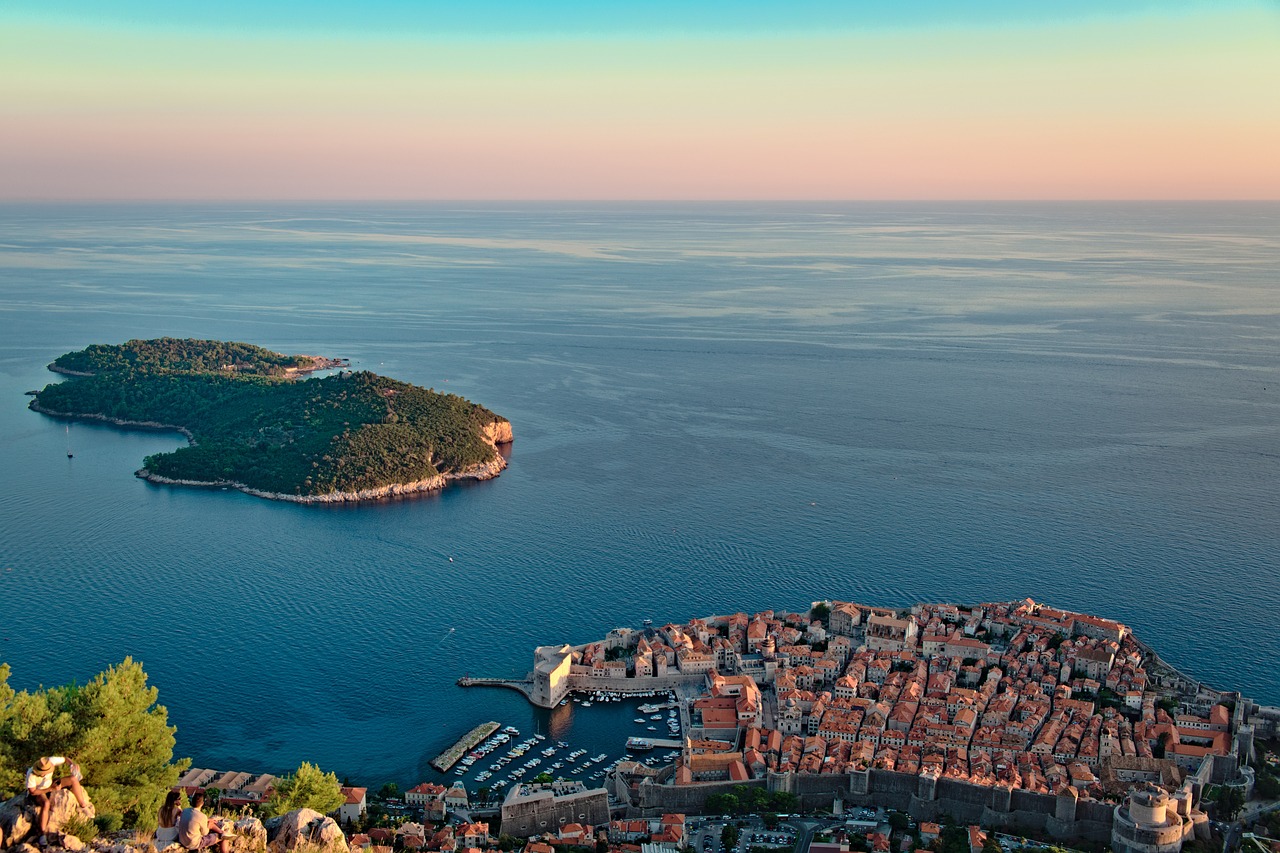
2;1;1278;199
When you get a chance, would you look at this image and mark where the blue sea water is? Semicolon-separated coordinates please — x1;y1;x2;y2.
0;202;1277;789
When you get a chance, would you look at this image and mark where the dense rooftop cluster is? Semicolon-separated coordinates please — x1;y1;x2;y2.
584;599;1233;799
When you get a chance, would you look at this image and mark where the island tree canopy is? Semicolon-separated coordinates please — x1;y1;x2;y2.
51;338;318;378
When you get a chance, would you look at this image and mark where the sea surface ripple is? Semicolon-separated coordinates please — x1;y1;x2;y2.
0;202;1276;785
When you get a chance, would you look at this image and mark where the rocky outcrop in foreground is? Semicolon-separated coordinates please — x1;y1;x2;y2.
0;790;340;853
0;789;93;850
263;809;345;853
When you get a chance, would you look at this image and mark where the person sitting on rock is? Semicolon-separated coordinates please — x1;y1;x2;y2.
25;756;93;844
177;791;229;853
155;790;183;850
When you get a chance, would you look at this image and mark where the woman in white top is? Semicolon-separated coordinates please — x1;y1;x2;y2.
26;756;92;842
155;790;183;850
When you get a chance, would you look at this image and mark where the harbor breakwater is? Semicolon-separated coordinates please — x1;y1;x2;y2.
431;721;501;772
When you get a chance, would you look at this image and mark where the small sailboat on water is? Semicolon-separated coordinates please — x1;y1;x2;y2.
65;425;73;458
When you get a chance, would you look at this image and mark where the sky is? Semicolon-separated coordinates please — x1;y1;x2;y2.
1;1;1278;200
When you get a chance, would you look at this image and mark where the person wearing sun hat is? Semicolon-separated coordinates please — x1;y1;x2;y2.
25;756;93;844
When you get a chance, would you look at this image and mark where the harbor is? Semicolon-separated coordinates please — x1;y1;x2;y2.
433;690;688;799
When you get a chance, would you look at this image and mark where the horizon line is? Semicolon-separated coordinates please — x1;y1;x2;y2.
3;197;1279;204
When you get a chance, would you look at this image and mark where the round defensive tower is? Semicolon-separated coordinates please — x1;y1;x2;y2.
1111;785;1194;853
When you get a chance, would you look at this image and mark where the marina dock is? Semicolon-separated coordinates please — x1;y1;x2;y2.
627;736;684;750
430;721;501;772
637;702;679;713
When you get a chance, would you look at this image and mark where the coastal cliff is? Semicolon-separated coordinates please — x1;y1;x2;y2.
482;418;514;445
29;338;512;504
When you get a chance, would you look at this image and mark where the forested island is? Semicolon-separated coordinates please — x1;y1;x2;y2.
29;338;513;503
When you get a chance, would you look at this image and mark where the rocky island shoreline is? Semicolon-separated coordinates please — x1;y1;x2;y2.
133;452;509;504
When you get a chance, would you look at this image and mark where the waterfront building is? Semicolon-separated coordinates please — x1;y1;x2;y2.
444;783;470;809
173;767;276;808
405;782;447;806
828;602;865;636
531;645;574;707
865;612;919;653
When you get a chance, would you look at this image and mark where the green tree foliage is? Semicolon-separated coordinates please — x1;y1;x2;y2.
705;793;740;815
62;810;102;840
1256;769;1280;799
1253;750;1280;801
377;782;400;801
706;788;794;817
0;659;186;830
810;603;831;623
52;339;315;377
766;791;797;813
1212;786;1244;821
981;834;1002;853
265;762;345;817
938;825;969;853
741;786;767;813
721;824;739;849
33;340;508;497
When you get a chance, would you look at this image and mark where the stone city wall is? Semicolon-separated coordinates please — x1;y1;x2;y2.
790;773;857;813
631;777;766;816
635;769;1118;842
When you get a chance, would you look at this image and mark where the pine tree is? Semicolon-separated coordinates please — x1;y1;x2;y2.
265;762;345;817
0;658;187;830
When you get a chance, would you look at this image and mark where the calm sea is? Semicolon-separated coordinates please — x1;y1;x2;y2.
0;202;1277;789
